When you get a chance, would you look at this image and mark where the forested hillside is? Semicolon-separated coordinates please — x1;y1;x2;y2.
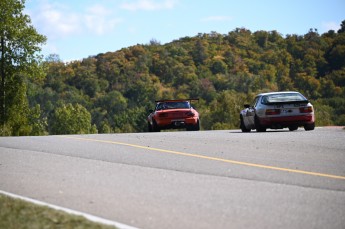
7;22;345;135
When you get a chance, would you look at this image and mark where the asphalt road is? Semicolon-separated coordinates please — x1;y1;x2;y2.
1;127;345;229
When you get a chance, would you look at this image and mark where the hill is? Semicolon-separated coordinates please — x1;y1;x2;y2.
8;23;345;135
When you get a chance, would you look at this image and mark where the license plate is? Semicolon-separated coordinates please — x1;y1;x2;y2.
282;109;292;113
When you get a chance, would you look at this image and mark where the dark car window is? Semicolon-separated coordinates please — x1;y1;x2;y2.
156;101;190;110
261;93;307;104
156;103;165;110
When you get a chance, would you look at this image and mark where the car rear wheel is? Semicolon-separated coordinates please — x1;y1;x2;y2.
240;115;251;132
187;119;200;131
304;123;315;131
152;120;160;132
255;116;266;132
148;122;153;132
288;125;298;131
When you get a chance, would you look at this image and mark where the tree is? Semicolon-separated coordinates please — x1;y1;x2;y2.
2;75;31;135
96;90;127;116
0;0;46;132
22;21;345;132
49;103;95;135
326;36;345;70
192;39;209;65
338;20;345;33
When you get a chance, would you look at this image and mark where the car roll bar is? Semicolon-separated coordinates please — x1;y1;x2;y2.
155;98;199;103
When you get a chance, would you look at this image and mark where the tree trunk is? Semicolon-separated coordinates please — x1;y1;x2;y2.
1;36;5;127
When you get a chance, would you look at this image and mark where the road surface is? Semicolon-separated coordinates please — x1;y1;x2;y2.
1;127;345;229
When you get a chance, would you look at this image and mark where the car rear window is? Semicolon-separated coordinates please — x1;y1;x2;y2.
157;101;190;110
262;93;307;104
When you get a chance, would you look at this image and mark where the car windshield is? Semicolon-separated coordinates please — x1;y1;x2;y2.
156;101;191;110
262;93;307;104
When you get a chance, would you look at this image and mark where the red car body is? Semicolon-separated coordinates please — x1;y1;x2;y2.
147;99;200;132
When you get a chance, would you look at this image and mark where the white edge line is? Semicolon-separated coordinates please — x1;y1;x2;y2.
0;190;139;229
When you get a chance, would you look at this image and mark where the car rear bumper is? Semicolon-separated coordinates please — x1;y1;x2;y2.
259;114;315;127
156;117;198;128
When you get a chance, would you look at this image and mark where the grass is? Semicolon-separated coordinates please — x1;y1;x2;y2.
0;194;117;229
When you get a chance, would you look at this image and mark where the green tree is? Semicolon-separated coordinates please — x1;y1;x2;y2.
337;20;345;33
49;103;94;135
313;101;334;126
203;91;250;130
96;90;127;116
23;20;345;132
28;104;48;136
2;75;30;135
326;35;345;70
210;58;228;74
192;39;209;65
0;0;46;133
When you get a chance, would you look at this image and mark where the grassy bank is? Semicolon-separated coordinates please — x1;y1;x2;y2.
0;194;117;229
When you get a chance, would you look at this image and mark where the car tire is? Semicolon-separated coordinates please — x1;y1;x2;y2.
255;116;266;132
304;123;315;131
288;125;298;131
240;116;251;132
194;119;200;131
187;119;200;131
152;120;160;132
148;122;153;132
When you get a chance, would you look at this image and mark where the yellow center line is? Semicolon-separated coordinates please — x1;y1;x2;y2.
61;135;345;180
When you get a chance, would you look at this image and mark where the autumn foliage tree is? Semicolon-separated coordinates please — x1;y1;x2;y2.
6;16;345;135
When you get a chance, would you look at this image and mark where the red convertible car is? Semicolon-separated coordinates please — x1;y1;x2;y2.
147;99;200;132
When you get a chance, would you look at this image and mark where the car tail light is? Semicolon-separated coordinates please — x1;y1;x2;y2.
265;109;281;115
186;111;195;117
299;106;313;113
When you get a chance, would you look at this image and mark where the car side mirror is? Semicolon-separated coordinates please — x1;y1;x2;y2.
244;104;250;108
149;109;154;113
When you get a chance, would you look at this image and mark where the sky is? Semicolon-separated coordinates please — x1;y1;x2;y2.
24;0;345;62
